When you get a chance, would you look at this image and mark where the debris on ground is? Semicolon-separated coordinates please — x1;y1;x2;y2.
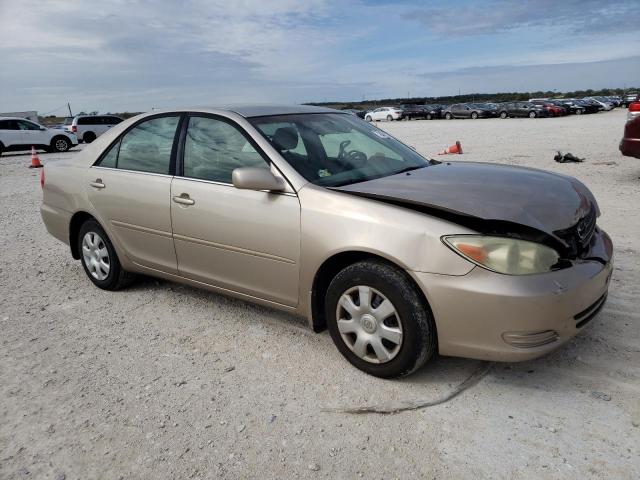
591;391;612;401
554;151;585;163
322;362;492;415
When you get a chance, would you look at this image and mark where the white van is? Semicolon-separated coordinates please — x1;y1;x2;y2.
65;115;123;143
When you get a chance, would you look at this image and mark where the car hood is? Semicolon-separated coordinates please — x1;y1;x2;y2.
333;161;598;245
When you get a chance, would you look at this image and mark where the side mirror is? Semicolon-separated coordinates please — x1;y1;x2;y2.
40;127;47;131
232;167;285;192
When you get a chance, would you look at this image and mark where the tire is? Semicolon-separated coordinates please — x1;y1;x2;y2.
78;219;134;290
325;260;437;378
365;115;372;122
528;111;536;118
426;114;432;120
445;112;452;120
386;115;393;121
0;142;3;157
471;112;478;119
50;136;70;153
575;109;583;115
83;131;96;143
500;111;508;119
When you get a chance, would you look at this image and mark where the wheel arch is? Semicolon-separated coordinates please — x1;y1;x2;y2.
309;250;434;333
69;211;98;259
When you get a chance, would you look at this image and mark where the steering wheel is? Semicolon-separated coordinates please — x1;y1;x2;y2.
337;139;368;168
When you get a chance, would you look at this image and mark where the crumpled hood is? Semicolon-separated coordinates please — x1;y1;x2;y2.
334;161;598;239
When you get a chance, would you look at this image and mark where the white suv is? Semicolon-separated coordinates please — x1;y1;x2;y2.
65;115;123;143
364;107;404;122
0;117;78;156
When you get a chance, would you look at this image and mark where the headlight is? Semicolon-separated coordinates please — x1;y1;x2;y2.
442;235;560;275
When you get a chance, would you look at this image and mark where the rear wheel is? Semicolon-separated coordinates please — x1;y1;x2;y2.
83;131;96;143
528;111;537;118
386;115;393;121
365;115;372;122
78;219;133;290
426;113;432;120
471;112;478;119
500;111;508;119
50;136;70;152
325;260;437;378
0;142;4;157
575;109;583;115
445;112;452;120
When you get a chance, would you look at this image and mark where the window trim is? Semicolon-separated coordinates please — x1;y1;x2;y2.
92;112;185;175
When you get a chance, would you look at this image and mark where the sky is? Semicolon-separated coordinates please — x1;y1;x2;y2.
0;0;639;114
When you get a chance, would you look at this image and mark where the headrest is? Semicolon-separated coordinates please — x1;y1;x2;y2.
272;127;298;151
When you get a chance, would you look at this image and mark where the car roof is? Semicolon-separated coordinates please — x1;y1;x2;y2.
0;116;35;121
205;104;339;118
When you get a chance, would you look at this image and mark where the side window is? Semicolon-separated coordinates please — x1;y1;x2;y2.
0;120;11;130
78;117;88;125
117;116;180;174
97;140;119;168
183;116;269;183
17;120;41;130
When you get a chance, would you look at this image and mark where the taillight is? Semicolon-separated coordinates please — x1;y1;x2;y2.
629;102;640;112
40;168;45;189
71;125;77;133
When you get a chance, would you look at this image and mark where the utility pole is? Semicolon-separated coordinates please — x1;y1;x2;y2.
67;102;72;117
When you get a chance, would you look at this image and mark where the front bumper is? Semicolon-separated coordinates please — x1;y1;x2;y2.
412;229;613;362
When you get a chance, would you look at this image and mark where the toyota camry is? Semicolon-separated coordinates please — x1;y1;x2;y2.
40;105;613;378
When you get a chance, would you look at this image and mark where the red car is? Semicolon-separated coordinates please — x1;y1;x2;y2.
620;114;640;159
531;101;566;116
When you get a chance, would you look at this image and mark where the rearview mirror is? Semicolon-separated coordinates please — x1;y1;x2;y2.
232;167;285;192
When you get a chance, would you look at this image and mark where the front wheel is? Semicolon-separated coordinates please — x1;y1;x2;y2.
445;112;452;120
386;115;393;121
529;111;537;118
575;109;583;115
325;260;437;378
500;111;508;119
365;115;372;122
471;112;478;119
426;113;432;120
78;219;134;290
50;136;70;153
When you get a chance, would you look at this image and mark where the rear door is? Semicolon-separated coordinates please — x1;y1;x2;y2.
0;119;22;147
170;114;301;306
87;114;181;273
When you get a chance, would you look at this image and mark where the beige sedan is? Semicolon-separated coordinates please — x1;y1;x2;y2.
40;106;613;377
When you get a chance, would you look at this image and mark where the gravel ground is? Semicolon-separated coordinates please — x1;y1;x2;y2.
1;109;639;479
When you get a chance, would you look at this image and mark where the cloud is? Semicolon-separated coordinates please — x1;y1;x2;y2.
403;0;640;36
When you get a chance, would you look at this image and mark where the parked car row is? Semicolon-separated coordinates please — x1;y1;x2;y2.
351;95;632;122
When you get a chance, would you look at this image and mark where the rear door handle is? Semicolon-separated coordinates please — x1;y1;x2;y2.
90;179;105;189
173;193;195;206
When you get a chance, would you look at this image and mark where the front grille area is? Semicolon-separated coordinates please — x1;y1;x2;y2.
574;293;607;329
555;204;597;258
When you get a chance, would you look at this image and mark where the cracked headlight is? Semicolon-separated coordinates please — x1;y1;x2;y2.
442;235;560;275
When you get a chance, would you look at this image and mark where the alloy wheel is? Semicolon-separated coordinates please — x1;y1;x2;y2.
55;139;68;151
336;285;403;364
82;231;110;280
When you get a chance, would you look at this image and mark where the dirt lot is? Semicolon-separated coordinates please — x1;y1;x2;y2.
1;110;639;479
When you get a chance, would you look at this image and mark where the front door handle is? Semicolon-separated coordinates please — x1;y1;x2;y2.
173;193;195;206
90;179;105;189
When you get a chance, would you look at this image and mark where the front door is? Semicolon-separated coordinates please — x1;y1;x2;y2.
17;119;48;147
87;115;181;273
170;114;301;306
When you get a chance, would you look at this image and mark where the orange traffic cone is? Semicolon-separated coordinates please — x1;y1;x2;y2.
438;141;463;155
29;146;43;168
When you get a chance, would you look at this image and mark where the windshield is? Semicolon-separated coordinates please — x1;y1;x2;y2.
250;113;429;187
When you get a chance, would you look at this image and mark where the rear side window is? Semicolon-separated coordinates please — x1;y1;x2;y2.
117;116;180;174
183;116;268;183
98;141;119;168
